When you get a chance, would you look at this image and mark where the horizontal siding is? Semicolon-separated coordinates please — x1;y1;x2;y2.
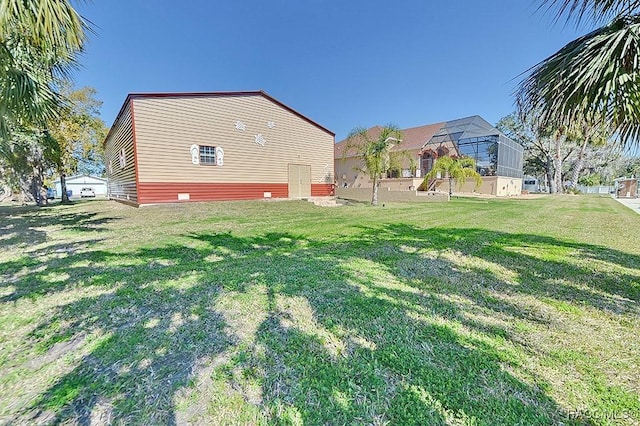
138;182;288;204
132;95;334;185
311;184;334;196
104;103;138;203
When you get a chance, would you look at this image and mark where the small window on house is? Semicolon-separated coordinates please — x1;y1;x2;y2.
199;145;216;165
119;148;126;169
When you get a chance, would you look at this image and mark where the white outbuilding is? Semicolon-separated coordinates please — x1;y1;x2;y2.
54;174;108;198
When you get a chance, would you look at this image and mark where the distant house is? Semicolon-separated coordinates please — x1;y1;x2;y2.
104;91;334;206
335;116;524;196
54;174;107;198
522;176;541;193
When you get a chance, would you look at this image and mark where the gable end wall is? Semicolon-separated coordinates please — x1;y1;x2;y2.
104;103;138;204
131;95;334;203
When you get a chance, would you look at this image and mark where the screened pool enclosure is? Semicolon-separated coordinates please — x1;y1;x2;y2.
422;116;523;179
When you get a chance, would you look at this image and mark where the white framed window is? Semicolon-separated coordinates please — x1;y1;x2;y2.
119;148;126;169
199;145;217;165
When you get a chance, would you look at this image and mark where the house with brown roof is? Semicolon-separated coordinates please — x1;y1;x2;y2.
335;116;523;196
335;122;445;192
104;91;335;206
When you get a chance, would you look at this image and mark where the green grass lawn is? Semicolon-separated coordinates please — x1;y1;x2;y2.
0;195;638;425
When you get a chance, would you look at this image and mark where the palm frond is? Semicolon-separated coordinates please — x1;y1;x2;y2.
423;156;482;192
344;125;402;175
516;14;640;145
0;0;89;138
0;39;64;138
0;0;89;53
540;0;640;25
343;124;403;204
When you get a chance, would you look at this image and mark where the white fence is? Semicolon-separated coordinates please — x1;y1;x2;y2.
576;185;614;194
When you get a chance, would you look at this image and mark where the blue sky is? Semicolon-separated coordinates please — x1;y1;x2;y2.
74;1;583;141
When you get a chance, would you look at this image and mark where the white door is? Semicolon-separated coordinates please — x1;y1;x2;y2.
288;164;311;198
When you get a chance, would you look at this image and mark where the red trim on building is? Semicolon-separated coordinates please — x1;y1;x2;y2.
129;100;142;204
311;184;334;196
136;182;289;205
109;196;139;207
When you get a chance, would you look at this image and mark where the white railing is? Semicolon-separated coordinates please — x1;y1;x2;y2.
576;185;614;194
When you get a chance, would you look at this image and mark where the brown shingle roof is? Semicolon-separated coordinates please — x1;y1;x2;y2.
334;125;383;158
400;122;446;151
335;122;445;158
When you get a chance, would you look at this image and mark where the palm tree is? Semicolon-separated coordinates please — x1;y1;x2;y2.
423;156;482;197
516;0;640;145
0;0;88;137
344;125;403;206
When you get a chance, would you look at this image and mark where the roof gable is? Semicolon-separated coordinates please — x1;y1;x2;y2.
105;90;334;145
54;174;107;184
335;122;446;158
427;115;501;147
400;122;446;151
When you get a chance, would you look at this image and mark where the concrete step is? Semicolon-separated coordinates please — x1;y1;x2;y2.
306;196;344;207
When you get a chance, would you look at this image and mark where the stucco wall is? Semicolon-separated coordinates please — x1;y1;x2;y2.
433;176;522;196
334;149;421;189
336;187;449;203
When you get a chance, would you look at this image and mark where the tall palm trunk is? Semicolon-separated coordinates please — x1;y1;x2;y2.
553;133;566;193
554;157;563;193
371;175;379;206
547;154;556;193
0;164;12;201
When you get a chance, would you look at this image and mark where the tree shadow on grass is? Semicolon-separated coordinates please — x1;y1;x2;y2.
250;284;564;425
6;224;639;424
192;227;636;424
181;232;593;424
10;245;234;425
0;245;114;302
0;204;120;249
8;234;318;424
0;204;121;302
362;225;640;315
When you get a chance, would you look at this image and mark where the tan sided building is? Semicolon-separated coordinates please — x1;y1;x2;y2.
104;91;335;206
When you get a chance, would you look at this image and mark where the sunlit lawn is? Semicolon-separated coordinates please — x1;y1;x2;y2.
0;195;638;425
